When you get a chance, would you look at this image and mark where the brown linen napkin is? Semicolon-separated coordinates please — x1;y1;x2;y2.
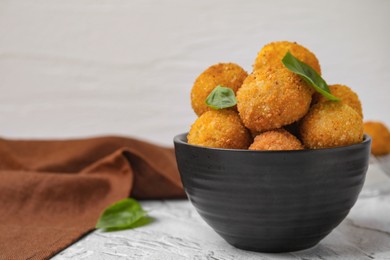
0;136;185;260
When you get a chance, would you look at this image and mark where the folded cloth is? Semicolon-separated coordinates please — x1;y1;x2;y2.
0;136;185;260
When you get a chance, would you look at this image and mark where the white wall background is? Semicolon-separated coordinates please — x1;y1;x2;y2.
0;0;389;146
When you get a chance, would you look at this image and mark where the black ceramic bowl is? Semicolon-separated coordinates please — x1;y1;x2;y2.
174;133;371;253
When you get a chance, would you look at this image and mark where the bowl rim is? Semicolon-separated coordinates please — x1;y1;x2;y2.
174;133;371;154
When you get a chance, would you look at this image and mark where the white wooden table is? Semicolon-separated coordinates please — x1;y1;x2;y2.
54;164;390;260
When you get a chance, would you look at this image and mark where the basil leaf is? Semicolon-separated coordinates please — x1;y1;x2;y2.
104;216;154;232
96;198;147;231
282;51;340;101
205;85;237;109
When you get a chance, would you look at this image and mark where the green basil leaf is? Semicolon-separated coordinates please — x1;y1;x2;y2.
205;85;237;109
282;51;340;101
96;198;147;231
104;216;154;232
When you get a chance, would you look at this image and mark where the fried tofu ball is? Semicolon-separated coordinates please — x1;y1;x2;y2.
253;41;321;75
313;84;363;118
191;63;248;116
249;129;303;151
237;67;313;132
187;110;251;149
363;121;390;156
300;102;363;149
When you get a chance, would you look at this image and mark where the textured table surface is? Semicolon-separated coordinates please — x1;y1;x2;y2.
54;164;390;260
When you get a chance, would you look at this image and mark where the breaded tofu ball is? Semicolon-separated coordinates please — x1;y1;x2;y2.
249;129;303;151
253;41;321;75
313;84;363;118
363;121;390;156
191;63;248;116
300;102;363;149
237;67;313;132
187;110;251;149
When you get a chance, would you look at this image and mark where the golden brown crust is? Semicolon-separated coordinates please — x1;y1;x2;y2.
191;63;248;116
253;41;321;75
313;84;363;118
188;41;368;151
300;102;364;149
249;129;303;151
363;121;390;156
237;68;312;132
187;110;252;149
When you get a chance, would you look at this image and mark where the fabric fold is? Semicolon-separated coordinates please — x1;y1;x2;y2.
0;136;185;260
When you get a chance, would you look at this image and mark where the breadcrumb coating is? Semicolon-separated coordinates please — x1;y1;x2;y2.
363;121;390;156
237;67;312;132
300;102;363;149
313;84;363;118
191;63;248;116
187;110;252;149
186;41;368;150
249;129;303;151
253;41;321;75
